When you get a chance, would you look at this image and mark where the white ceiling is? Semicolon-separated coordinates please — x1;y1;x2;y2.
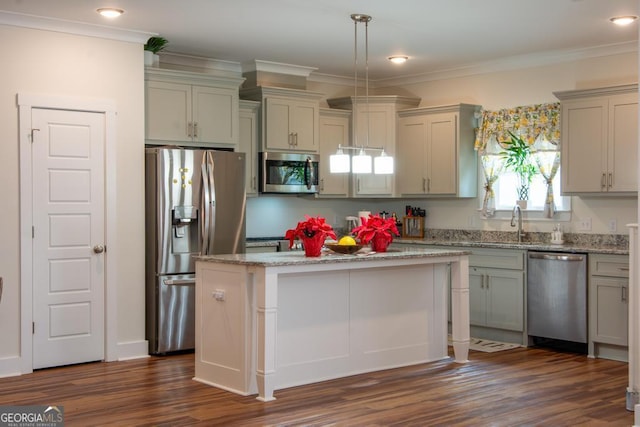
0;0;638;81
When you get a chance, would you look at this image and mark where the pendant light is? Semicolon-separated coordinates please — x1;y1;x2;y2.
329;13;394;175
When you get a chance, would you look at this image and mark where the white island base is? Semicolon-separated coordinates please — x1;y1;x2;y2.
194;248;470;401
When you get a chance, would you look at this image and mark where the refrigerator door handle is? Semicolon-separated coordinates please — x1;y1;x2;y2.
207;151;217;255
201;154;212;254
163;278;196;286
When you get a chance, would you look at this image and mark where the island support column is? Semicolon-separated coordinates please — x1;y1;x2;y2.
254;268;278;401
450;256;470;362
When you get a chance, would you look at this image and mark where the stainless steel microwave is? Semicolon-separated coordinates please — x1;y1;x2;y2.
259;152;319;194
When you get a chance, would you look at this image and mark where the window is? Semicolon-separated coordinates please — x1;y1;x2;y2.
475;103;563;218
493;167;569;211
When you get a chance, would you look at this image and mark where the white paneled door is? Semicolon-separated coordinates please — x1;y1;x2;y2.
31;108;105;369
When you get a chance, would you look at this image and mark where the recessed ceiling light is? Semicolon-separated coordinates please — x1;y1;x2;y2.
97;8;124;18
388;55;408;64
610;15;637;26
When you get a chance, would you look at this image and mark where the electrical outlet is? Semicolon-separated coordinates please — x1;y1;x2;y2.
609;219;617;233
578;217;592;231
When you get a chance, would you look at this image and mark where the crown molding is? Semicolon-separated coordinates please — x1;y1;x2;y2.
242;59;317;77
158;52;243;77
312;41;639;89
0;10;152;44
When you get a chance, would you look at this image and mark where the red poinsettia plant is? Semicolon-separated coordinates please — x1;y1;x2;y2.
351;214;399;245
285;215;337;249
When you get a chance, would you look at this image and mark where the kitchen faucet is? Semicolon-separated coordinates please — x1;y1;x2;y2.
510;205;525;242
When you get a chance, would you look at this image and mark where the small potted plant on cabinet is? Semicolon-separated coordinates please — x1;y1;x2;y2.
144;36;168;67
500;131;538;208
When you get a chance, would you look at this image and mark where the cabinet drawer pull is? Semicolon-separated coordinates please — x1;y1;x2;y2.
608;172;613;189
193;122;198;138
601;173;606;190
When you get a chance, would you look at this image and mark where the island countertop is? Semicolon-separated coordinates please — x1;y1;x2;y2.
194;246;471;401
195;247;471;267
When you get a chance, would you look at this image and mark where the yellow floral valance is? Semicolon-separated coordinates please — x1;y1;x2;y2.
474;103;561;152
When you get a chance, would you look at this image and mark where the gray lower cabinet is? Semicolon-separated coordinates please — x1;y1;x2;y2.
469;266;524;331
391;243;526;344
467;248;525;344
589;254;629;361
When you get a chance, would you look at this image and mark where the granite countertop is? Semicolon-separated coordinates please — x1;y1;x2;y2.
196;247;470;267
246;231;629;256
392;238;629;255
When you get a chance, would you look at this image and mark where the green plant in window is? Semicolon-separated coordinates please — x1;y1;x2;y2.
500;131;538;201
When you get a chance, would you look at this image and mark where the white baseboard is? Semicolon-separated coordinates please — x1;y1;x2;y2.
0;356;23;378
117;340;149;361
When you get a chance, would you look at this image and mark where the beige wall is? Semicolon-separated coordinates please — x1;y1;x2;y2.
0;25;146;368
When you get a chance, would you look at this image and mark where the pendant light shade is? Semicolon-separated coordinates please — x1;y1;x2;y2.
329;147;351;173
374;150;394;174
352;149;372;174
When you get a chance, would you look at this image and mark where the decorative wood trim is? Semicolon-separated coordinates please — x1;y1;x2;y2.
553;83;638;100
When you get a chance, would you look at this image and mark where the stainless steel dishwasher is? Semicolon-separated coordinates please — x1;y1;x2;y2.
527;252;587;344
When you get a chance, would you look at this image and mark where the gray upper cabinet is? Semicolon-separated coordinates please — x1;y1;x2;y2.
239;100;260;196
145;68;243;149
318;108;350;197
326;95;421;197
396;104;480;198
241;86;323;153
555;84;638;194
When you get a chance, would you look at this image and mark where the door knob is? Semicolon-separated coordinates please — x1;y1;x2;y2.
93;244;105;254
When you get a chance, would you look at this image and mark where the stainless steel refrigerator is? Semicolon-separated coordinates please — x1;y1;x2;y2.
145;147;246;354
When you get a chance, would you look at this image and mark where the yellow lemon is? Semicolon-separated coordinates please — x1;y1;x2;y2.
338;236;357;246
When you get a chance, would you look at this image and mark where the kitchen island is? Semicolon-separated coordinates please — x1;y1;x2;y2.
194;247;470;401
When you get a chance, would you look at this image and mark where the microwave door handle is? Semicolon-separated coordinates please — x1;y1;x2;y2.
200;155;211;255
304;157;312;190
207;151;217;255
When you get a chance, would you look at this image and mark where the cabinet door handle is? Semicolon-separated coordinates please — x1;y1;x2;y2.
601;173;607;190
608;172;612;189
357;178;361;193
622;286;627;302
427;178;431;192
252;176;256;191
193;122;198;139
294;132;298;146
188;122;193;138
320;178;324;191
422;178;426;193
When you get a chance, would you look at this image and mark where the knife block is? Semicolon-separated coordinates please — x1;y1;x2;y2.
402;216;425;239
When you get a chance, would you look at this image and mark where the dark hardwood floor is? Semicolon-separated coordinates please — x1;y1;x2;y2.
0;347;633;426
